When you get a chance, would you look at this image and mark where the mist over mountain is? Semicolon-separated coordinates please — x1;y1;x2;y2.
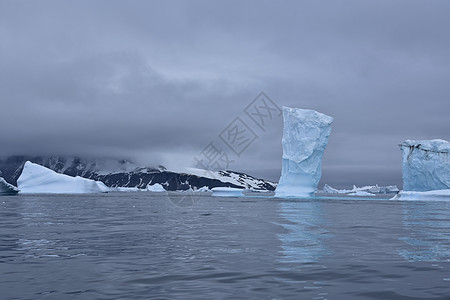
1;1;449;187
0;156;276;191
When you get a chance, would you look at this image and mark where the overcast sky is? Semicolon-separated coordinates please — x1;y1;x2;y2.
1;0;449;187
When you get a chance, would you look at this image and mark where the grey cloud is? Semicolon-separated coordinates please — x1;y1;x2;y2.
1;0;449;188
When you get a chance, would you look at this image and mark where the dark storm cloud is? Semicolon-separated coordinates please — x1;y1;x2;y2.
1;0;449;187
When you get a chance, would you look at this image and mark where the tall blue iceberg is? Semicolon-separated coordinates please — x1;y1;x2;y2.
400;139;450;191
275;106;333;197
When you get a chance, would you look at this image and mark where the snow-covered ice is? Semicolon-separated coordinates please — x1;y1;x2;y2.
275;106;333;198
323;184;399;194
0;177;19;195
194;186;211;192
391;189;450;201
400;139;450;191
17;161;109;194
211;187;244;197
348;191;376;196
322;184;347;194
146;183;166;192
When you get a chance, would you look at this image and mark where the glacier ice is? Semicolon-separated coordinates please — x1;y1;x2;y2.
146;183;166;192
275;106;333;197
323;184;399;194
391;189;450;201
0;177;19;195
17;161;109;194
348;191;376;196
400;139;450;191
109;187;143;192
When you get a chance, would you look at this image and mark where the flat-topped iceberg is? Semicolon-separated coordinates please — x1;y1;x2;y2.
400;139;450;191
0;177;19;195
18;161;109;194
275;107;333;197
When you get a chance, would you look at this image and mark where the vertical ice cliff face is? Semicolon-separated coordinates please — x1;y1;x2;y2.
400;139;450;191
275;107;333;197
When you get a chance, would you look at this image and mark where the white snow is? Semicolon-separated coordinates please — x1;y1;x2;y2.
275;107;333;198
0;177;19;194
17;161;109;194
400;139;450;191
391;189;450;201
348;191;376;196
183;167;276;190
194;186;211;192
322;184;346;194
146;183;166;192
211;187;244;197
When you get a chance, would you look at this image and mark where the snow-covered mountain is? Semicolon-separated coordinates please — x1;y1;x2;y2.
0;177;19;195
0;156;276;191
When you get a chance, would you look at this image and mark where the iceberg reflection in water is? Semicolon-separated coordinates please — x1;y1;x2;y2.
2;194;450;299
399;201;450;262
277;201;332;265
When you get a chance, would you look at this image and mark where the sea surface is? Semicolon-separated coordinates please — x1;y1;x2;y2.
1;192;449;299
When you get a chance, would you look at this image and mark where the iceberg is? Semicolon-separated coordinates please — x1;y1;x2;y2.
146;183;166;192
384;185;401;193
17;161;109;194
194;186;211;192
391;189;450;201
400;139;450;191
275;106;333;197
348;191;376;197
322;184;346;194
0;177;19;195
322;184;399;194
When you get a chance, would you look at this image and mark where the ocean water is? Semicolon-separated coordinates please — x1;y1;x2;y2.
1;192;449;299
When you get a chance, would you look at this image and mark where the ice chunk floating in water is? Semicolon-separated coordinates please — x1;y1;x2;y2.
400;139;450;191
17;161;109;194
322;184;399;194
146;183;166;192
0;177;19;195
391;189;450;201
275;107;333;198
